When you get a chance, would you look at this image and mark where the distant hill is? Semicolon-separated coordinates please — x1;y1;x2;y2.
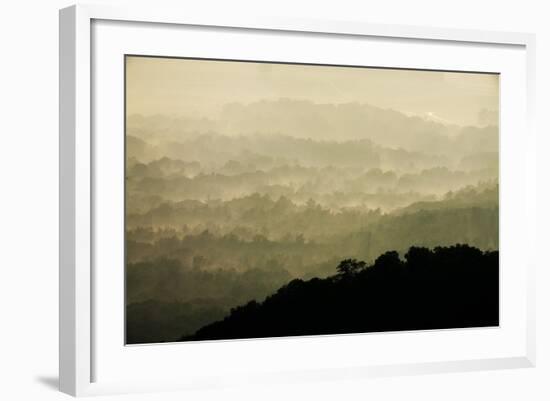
127;100;498;158
183;244;498;341
394;181;498;216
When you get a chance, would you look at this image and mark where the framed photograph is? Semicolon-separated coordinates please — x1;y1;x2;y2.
59;4;536;397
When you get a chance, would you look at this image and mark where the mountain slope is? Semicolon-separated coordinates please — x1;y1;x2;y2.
183;244;498;341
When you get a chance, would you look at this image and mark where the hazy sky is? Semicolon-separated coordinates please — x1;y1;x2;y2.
126;56;499;127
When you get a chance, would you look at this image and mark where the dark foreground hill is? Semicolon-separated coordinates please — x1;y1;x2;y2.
182;244;498;341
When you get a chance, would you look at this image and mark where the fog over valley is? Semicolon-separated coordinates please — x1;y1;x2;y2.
125;57;499;344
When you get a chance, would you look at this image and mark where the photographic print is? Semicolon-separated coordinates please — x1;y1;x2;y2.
125;56;499;344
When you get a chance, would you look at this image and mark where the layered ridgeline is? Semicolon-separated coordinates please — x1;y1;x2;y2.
125;99;498;344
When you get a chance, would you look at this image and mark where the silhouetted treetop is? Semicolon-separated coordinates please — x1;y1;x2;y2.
336;259;366;276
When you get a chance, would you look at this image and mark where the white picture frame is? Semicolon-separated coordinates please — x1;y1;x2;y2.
59;4;536;397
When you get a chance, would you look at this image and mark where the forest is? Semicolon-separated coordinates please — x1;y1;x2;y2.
184;244;499;341
125;99;499;344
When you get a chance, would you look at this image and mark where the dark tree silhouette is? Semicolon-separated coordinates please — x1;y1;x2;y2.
336;259;366;276
181;244;499;341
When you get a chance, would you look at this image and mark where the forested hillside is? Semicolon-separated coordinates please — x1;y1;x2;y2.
185;245;499;341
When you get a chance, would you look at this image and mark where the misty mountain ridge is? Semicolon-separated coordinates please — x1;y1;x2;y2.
125;99;499;345
127;98;497;157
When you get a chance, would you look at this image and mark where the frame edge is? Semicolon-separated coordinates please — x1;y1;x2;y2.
59;5;77;396
60;4;93;397
524;33;537;368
